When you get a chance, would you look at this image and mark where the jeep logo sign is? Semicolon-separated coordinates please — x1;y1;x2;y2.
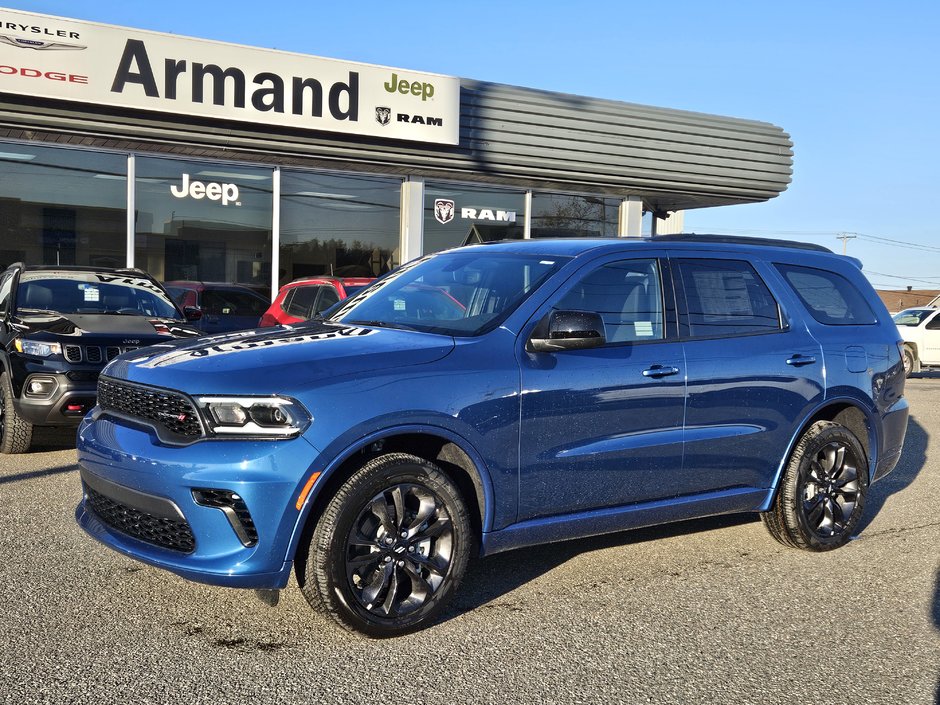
170;173;240;206
0;9;460;145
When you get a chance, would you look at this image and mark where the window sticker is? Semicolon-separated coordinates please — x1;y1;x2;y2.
634;321;654;337
83;286;100;302
393;299;406;311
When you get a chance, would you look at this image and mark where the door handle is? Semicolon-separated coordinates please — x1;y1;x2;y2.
642;365;680;378
786;354;817;367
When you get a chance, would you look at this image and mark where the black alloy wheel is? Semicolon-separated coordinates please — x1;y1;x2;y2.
798;440;862;539
345;483;454;617
762;420;868;551
301;453;471;637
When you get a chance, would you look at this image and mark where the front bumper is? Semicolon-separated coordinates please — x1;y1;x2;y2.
15;372;98;425
76;415;322;589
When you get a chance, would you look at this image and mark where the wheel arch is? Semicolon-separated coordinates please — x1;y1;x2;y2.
288;425;494;580
760;398;877;512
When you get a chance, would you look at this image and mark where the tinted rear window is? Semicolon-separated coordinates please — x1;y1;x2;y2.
775;264;877;326
675;258;781;338
285;286;319;318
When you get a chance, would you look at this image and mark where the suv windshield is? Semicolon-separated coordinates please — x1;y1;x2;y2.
328;251;568;336
892;309;934;326
16;272;181;319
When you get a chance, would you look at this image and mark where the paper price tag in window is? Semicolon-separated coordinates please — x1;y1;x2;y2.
83;286;100;302
634;321;654;337
393;299;406;311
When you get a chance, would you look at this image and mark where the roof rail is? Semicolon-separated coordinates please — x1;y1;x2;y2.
651;233;833;253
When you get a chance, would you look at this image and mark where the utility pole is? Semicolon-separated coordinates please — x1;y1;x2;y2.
836;232;857;255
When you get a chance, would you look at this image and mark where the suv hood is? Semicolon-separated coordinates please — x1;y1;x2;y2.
106;321;455;393
11;312;201;340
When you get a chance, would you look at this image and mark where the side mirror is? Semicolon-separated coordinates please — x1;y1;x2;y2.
183;306;203;321
528;310;606;352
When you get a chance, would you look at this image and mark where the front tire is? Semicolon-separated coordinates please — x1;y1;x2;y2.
902;346;915;378
301;453;472;637
0;372;32;454
762;421;868;551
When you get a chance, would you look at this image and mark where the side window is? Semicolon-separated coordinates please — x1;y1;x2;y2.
285;286;320;318
926;313;940;331
0;273;12;316
204;290;266;317
227;291;267;317
676;258;781;338
279;288;296;315
775;263;877;326
201;290;228;316
555;258;664;343
315;286;340;314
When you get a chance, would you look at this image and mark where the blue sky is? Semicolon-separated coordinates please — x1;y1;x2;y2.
12;0;940;289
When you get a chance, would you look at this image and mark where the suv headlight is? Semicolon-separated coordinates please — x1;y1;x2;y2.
14;339;62;357
195;395;311;438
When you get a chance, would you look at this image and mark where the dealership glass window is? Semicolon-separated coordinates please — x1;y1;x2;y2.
0;142;126;269
133;157;273;290
280;172;401;282
530;193;620;238
424;183;526;254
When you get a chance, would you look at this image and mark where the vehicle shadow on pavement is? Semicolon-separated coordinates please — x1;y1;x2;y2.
934;567;940;705
29;427;78;453
446;512;755;620
0;464;77;486
857;417;928;534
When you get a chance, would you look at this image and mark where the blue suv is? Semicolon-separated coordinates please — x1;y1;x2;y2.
75;236;909;636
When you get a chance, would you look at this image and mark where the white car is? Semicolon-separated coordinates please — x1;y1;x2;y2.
894;307;940;376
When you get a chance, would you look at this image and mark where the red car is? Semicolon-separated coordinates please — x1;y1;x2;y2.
259;276;374;327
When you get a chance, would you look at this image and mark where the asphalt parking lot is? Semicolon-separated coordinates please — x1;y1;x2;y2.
1;379;938;705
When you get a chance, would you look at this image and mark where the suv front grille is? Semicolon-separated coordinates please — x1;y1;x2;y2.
64;345;141;365
84;484;196;553
97;377;204;439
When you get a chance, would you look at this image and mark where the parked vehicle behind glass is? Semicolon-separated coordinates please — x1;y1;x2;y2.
76;236;909;636
259;276;374;327
164;281;269;334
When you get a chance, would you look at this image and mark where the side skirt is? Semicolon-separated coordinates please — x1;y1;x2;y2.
480;488;770;556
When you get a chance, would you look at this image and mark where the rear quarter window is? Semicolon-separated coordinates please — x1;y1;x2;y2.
675;258;781;338
775;263;877;326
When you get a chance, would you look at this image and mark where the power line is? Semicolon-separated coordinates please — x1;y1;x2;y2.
866;270;940;286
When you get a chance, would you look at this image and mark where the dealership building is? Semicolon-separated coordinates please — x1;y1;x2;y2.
0;9;793;298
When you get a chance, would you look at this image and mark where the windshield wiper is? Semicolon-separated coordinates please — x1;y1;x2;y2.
346;319;418;332
16;308;61;315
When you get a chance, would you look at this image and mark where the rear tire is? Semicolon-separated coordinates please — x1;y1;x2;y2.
300;453;472;637
0;371;32;454
762;421;867;551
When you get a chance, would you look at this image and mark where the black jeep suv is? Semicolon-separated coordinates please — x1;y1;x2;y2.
0;263;201;453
